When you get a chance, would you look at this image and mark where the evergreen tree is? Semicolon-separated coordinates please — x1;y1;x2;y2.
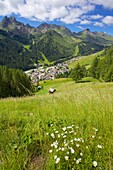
90;57;99;78
0;66;33;98
70;63;85;82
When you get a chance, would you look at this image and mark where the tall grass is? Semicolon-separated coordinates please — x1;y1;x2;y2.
0;80;113;169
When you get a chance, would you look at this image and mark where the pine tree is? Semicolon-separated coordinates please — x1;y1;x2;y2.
70;63;85;82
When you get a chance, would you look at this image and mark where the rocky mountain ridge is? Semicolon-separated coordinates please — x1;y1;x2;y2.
0;16;113;70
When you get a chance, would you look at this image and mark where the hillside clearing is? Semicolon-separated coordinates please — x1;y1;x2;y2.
0;79;113;169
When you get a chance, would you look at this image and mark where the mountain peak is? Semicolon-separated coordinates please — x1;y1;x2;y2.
2;16;8;22
26;23;33;28
2;16;16;23
9;16;16;22
84;29;90;33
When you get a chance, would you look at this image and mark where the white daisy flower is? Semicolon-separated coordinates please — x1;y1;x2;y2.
49;150;52;153
65;156;69;161
55;158;60;164
76;159;80;164
54;155;57;159
93;161;98;167
51;133;55;138
76;144;80;147
61;147;65;151
97;144;102;149
78;158;82;162
71;148;75;154
58;134;61;138
62;127;66;131
80;152;83;156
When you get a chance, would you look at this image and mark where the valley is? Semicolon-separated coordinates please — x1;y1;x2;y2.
0;16;113;70
0;15;113;170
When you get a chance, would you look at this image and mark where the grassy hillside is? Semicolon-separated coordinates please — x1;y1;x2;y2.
77;29;113;46
0;35;40;70
0;79;113;169
34;30;75;62
69;50;105;69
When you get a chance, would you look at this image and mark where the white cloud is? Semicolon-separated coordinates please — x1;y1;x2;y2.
102;16;113;25
0;0;24;15
90;14;103;20
89;0;113;9
0;0;95;24
93;22;104;27
0;0;112;28
77;25;84;30
80;20;91;25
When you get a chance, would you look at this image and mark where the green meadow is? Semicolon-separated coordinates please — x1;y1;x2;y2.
69;50;105;69
0;78;113;170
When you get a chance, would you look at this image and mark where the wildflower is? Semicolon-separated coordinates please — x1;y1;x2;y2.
54;155;57;159
76;159;80;164
50;124;53;126
80;152;83;156
51;141;58;148
61;147;65;151
71;148;75;154
63;135;66;138
77;138;81;142
81;139;84;143
64;131;68;134
74;138;77;141
58;147;61;151
76;144;80;148
64;139;67;144
51;144;54;147
67;126;73;129
49;150;52;153
93;161;98;167
97;144;102;149
92;135;95;138
78;158;82;162
76;126;79;129
65;156;69;161
51;133;55;138
62;127;67;131
55;158;60;164
93;127;98;132
54;145;58;149
55;131;59;134
70;140;74;143
74;138;80;142
86;146;88;149
58;134;60;138
46;132;49;135
69;130;74;134
64;143;68;147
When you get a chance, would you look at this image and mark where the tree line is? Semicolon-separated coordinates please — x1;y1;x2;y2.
0;66;33;98
59;46;113;82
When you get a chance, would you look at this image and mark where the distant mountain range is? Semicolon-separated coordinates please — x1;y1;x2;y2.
0;16;113;70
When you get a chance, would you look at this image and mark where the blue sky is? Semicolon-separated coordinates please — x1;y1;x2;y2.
0;0;113;35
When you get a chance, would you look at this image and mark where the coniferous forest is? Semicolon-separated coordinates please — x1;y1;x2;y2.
0;66;33;98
